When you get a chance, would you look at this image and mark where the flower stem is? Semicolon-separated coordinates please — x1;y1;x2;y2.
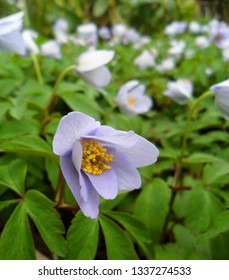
31;54;44;84
180;91;214;161
54;168;66;206
47;65;76;114
160;91;214;243
174;91;214;187
40;64;76;131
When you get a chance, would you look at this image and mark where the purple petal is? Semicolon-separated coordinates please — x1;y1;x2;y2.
122;135;159;168
60;156;99;218
79;66;111;87
83;130;139;149
53;112;100;156
111;150;141;190
0;31;26;55
71;140;90;201
86;168;118;199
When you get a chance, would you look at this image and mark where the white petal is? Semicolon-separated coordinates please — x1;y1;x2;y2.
76;50;115;72
0;12;23;36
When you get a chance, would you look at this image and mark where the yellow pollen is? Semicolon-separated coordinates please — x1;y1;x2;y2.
81;140;113;175
128;96;136;107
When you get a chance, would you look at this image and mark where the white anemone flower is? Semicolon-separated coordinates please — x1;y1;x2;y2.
77;22;98;49
115;80;153;116
168;40;186;57
0;11;26;55
195;36;210;49
134;50;155;69
163;79;193;105
53;18;69;44
41;40;62;59
75;50;115;94
210;79;229;120
22;29;39;55
189;21;202;34
156;57;175;73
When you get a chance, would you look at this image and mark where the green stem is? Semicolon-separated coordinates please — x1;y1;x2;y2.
40;65;76;130
54;168;66;206
180;91;214;160
173;91;214;188
31;54;44;84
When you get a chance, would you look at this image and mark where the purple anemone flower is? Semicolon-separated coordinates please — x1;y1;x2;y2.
53;112;159;218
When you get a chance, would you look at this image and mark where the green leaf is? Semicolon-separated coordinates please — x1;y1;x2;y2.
99;214;139;260
155;243;188;260
203;162;229;185
209;231;229;259
103;210;153;259
0;79;22;97
103;210;151;243
134;178;171;242
0;118;40;139
67;211;99;260
184;153;225;164
93;0;109;17
185;185;224;234
0;202;36;259
199;211;229;242
0;199;19;212
0;135;58;162
0;159;27;195
59;91;103;119
24;190;66;257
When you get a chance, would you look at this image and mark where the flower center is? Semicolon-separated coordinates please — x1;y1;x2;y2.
128;96;136;107
81;140;113;175
214;34;222;42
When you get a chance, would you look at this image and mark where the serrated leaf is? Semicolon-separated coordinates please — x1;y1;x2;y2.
199;211;229;242
24;190;66;257
0;202;36;260
0;135;58;162
99;214;139;260
0;159;27;195
134;178;171;242
67;211;99;260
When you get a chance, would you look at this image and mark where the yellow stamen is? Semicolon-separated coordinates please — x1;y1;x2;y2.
128;96;136;107
81;140;113;175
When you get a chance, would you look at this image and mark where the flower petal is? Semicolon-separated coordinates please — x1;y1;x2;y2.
76;50;115;72
53;112;100;156
0;12;24;36
60;156;99;219
0;31;26;55
211;79;229;94
86;168;118;199
122;134;159;168
111;150;141;190
83;130;139;149
79;66;111;87
71;140;91;202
